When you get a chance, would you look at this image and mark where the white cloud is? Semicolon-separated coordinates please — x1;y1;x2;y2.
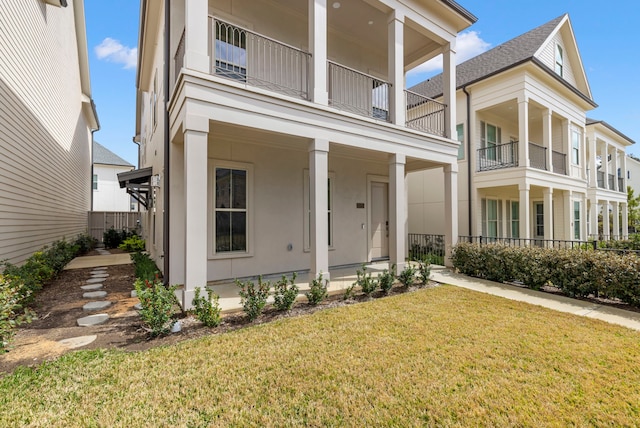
95;38;137;70
408;31;491;78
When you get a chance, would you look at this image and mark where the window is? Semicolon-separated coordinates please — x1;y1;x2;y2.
456;123;465;160
509;201;519;238
214;21;247;81
214;165;249;253
535;203;544;237
303;171;335;251
573;201;581;240
480;121;501;161
151;72;158;129
92;174;98;190
555;44;563;76
571;129;580;165
481;199;502;239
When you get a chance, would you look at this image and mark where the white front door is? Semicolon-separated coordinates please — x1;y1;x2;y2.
370;181;389;260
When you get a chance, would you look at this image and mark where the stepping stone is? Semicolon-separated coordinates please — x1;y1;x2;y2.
58;335;97;348
91;273;109;279
83;301;112;311
134;303;142;310
130;290;137;298
93;267;108;271
81;283;103;291
83;291;107;299
85;278;106;284
77;314;109;327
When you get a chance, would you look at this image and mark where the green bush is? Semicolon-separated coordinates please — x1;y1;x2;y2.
397;264;417;287
353;265;378;296
191;287;222;327
134;277;180;336
0;275;34;352
273;273;299;312
416;257;432;286
306;272;329;305
236;276;271;321
119;235;146;252
74;234;97;255
103;228;135;249
378;264;396;294
130;252;159;282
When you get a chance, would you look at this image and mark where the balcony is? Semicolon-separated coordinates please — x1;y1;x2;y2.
608;174;615;190
477;141;518;171
597;171;605;188
552;150;566;175
619;177;625;192
529;142;547;170
404;90;446;137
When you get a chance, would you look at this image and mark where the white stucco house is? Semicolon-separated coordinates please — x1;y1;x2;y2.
93;142;135;211
408;14;634;243
0;0;99;265
120;0;478;308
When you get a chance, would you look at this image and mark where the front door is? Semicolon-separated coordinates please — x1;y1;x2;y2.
370;181;389;260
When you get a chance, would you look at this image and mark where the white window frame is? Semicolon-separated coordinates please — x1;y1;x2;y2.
508;200;519;238
482;198;502;239
92;174;98;190
555;44;564;76
573;200;581;240
208;160;254;259
303;170;335;252
151;72;158;131
571;129;580;165
480;121;501;161
456;123;465;160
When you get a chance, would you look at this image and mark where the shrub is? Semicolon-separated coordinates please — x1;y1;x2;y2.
0;275;34;353
378;264;396;294
397;264;417;287
130;252;159;282
273;273;299;312
354;265;378;297
306;272;329;305
416;257;432;286
103;228;134;249
134;277;180;337
74;234;97;255
119;235;146;252
191;287;222;327
236;276;271;321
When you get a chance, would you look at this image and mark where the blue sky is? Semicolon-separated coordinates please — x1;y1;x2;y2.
85;0;640;165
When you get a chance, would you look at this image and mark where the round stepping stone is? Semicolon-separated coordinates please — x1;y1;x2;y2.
85;278;106;284
130;290;137;298
81;283;103;291
58;335;97;348
83;301;112;311
77;314;109;327
83;291;108;299
134;303;142;310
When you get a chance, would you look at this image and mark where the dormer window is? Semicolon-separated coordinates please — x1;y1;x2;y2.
555;44;564;76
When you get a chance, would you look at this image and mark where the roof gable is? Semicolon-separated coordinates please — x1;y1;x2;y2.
93;141;133;167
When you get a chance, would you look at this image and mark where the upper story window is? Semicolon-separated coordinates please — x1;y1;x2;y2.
456;124;465;160
571;129;580;165
555;44;564;77
151;72;158;130
480;121;502;161
92;174;98;190
214;21;247;82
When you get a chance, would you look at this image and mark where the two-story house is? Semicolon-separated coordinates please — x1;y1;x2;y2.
408;14;633;244
0;0;99;265
121;0;477;307
93;142;135;212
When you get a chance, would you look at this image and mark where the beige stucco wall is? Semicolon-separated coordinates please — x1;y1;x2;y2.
0;1;93;265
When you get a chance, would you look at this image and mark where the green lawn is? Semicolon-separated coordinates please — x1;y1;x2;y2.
2;285;640;426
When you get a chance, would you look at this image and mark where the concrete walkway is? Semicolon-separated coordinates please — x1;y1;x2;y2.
431;266;640;332
64;253;132;270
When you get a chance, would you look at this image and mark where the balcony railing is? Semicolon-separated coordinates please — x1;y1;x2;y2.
210;17;311;100
619;177;625;192
477;141;518;171
608;174;616;190
597;171;605;188
174;30;186;88
552;150;567;175
404;90;446;137
529;142;547;170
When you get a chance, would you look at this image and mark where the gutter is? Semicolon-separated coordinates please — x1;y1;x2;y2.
462;85;472;236
163;0;171;285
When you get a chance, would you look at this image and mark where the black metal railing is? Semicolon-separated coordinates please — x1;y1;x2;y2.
404;90;446;137
608;174;616;190
458;236;591;250
477;141;518;171
408;234;445;265
529;142;547;170
552;150;566;175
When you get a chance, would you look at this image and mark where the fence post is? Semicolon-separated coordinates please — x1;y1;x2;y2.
592;240;597;251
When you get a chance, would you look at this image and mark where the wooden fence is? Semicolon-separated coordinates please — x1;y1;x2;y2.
88;211;142;242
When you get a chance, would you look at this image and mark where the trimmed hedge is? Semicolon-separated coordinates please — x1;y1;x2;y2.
451;243;640;307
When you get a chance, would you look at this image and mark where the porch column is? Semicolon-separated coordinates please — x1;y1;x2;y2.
601;143;609;185
602;199;610;239
169;139;185;286
589;199;598;238
442;41;457;139
588;136;597;187
543;187;553;240
518;183;530;239
542;109;553;171
389;154;406;270
564;190;572;241
518;97;530;168
444;163;458;266
622;151;628;192
581;194;588;240
309;139;329;279
182;119;209;308
622;202;629;239
580;129;587;180
612;202;620;239
564;120;572;171
184;0;210;73
309;0;328;105
388;11;405;127
611;149;619;191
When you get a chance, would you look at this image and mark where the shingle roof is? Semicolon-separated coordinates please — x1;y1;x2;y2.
93;141;134;167
410;15;566;98
586;118;635;145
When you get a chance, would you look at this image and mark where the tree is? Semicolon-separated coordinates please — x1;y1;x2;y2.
627;186;640;233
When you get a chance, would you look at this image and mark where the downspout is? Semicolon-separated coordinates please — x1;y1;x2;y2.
163;0;171;285
462;85;472;236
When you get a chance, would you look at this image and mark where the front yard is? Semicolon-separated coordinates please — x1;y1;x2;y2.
1;285;639;426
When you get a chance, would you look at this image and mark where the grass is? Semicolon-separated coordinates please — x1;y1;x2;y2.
2;285;640;426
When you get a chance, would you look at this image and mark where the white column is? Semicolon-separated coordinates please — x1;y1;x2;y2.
542;109;553;171
442;41;457;139
169;139;185;286
602;199;610;239
564;120;572;171
612;202;620;239
588;136;597;187
183;127;209;308
580;129;587;180
309;0;328;105
518;97;530;168
444;163;458;266
501;197;508;237
519;183;530;239
184;0;210;73
622;151;628;193
611;149;619;191
581;194;588;240
622;203;629;239
602;143;609;185
388;11;405;127
309;139;329;279
389;154;406;269
564;190;572;241
543;187;553;240
589;199;598;238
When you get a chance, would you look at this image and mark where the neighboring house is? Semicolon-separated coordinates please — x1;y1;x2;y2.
121;0;477;308
0;0;99;265
626;155;640;198
408;14;633;243
93;142;135;211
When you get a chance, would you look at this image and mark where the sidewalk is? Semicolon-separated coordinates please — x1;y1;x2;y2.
431;266;640;332
64;253;132;270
